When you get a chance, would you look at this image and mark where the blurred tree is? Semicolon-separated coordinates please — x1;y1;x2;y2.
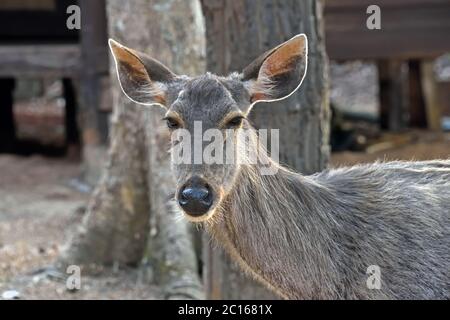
201;0;330;299
57;0;205;299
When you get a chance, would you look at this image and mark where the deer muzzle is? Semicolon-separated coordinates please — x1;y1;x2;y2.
178;176;213;217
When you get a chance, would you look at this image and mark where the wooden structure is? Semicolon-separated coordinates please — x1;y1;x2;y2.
1;0;449;156
0;0;110;170
325;0;450;130
0;0;78;43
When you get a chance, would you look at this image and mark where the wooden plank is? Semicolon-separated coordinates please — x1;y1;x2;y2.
437;81;450;117
0;45;81;77
408;60;427;127
78;0;110;144
63;78;82;159
325;0;450;60
327;31;450;60
378;60;409;131
0;0;79;42
0;0;56;11
325;0;450;10
421;60;442;130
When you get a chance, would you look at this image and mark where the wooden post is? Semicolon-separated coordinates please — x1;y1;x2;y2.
421;60;442;131
408;59;427;128
63;78;81;159
79;0;111;182
378;60;409;131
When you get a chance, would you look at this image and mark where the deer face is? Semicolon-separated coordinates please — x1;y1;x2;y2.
110;34;308;222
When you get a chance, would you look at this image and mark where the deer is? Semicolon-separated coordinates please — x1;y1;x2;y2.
109;34;450;300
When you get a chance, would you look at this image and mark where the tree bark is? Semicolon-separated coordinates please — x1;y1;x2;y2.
58;0;205;299
201;0;330;299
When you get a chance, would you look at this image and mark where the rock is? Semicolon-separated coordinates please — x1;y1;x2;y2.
68;178;92;194
2;290;20;300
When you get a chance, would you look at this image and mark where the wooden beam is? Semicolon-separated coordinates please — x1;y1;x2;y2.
79;0;110;145
408;60;427;127
325;0;450;60
378;60;409;131
63;78;81;159
0;0;79;42
0;45;81;77
325;0;450;9
0;0;56;11
77;0;110;181
421;60;442;130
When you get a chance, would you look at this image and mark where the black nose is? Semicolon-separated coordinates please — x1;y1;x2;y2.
178;179;213;217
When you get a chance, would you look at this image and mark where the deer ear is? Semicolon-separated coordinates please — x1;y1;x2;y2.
242;34;308;105
109;39;176;107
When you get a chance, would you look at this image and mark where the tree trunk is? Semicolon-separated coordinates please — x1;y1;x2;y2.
58;0;205;299
201;0;330;299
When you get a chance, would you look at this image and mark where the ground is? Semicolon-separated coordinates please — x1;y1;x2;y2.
331;130;450;165
0;155;162;300
1;130;449;299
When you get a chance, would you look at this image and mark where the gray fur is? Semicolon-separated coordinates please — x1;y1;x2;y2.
210;155;450;299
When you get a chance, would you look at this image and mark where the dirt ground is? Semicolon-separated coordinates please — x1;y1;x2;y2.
0;155;162;300
331;130;450;166
0;130;449;300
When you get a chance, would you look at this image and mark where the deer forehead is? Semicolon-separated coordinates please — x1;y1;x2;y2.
169;75;242;125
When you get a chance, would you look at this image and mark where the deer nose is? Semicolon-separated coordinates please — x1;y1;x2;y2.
178;180;213;217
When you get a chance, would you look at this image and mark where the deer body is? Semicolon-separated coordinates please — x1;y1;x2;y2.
208;128;450;299
110;34;450;299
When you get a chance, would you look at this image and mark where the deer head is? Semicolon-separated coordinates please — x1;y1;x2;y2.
109;34;308;222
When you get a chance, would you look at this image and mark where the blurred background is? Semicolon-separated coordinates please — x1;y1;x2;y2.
0;0;449;300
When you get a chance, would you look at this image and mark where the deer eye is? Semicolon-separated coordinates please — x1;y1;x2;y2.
226;116;244;128
164;117;181;129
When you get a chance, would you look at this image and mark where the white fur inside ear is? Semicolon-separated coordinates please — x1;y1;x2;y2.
134;81;168;102
245;33;308;109
109;38;168;108
243;71;277;101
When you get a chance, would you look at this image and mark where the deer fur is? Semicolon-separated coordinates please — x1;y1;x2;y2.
207;126;450;299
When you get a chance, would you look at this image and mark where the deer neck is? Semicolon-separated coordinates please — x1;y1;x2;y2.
206;134;338;299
